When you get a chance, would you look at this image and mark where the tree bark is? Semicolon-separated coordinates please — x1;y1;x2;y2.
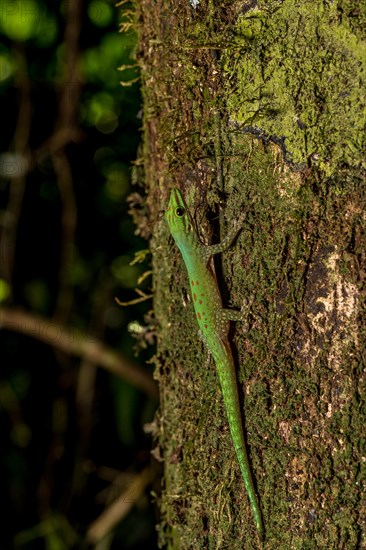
136;1;366;547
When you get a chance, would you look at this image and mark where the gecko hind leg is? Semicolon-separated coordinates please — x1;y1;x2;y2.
215;297;253;337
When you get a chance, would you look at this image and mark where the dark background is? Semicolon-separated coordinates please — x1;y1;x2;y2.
0;1;158;548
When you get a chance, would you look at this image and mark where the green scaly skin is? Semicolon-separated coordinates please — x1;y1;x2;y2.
165;188;264;541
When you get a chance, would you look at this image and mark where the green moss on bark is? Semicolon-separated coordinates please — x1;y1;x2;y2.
224;0;366;174
135;0;366;547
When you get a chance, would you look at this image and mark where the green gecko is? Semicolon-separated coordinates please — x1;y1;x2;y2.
165;188;264;540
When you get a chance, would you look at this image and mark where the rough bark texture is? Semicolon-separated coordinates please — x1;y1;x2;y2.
135;0;366;547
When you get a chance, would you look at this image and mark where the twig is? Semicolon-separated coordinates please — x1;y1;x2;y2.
0;307;158;400
52;0;83;322
86;468;151;543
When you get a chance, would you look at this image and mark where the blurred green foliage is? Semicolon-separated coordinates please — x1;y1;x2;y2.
88;0;115;28
0;0;157;548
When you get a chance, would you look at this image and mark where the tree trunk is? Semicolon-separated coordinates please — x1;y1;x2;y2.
136;1;366;547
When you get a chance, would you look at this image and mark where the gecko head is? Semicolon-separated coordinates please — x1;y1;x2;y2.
165;188;194;241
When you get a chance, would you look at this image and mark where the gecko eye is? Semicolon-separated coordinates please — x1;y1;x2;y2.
175;206;185;217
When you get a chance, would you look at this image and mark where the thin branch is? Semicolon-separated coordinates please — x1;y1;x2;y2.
52;0;84;323
51;149;77;321
0;307;158;400
86;468;151;543
71;276;116;502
